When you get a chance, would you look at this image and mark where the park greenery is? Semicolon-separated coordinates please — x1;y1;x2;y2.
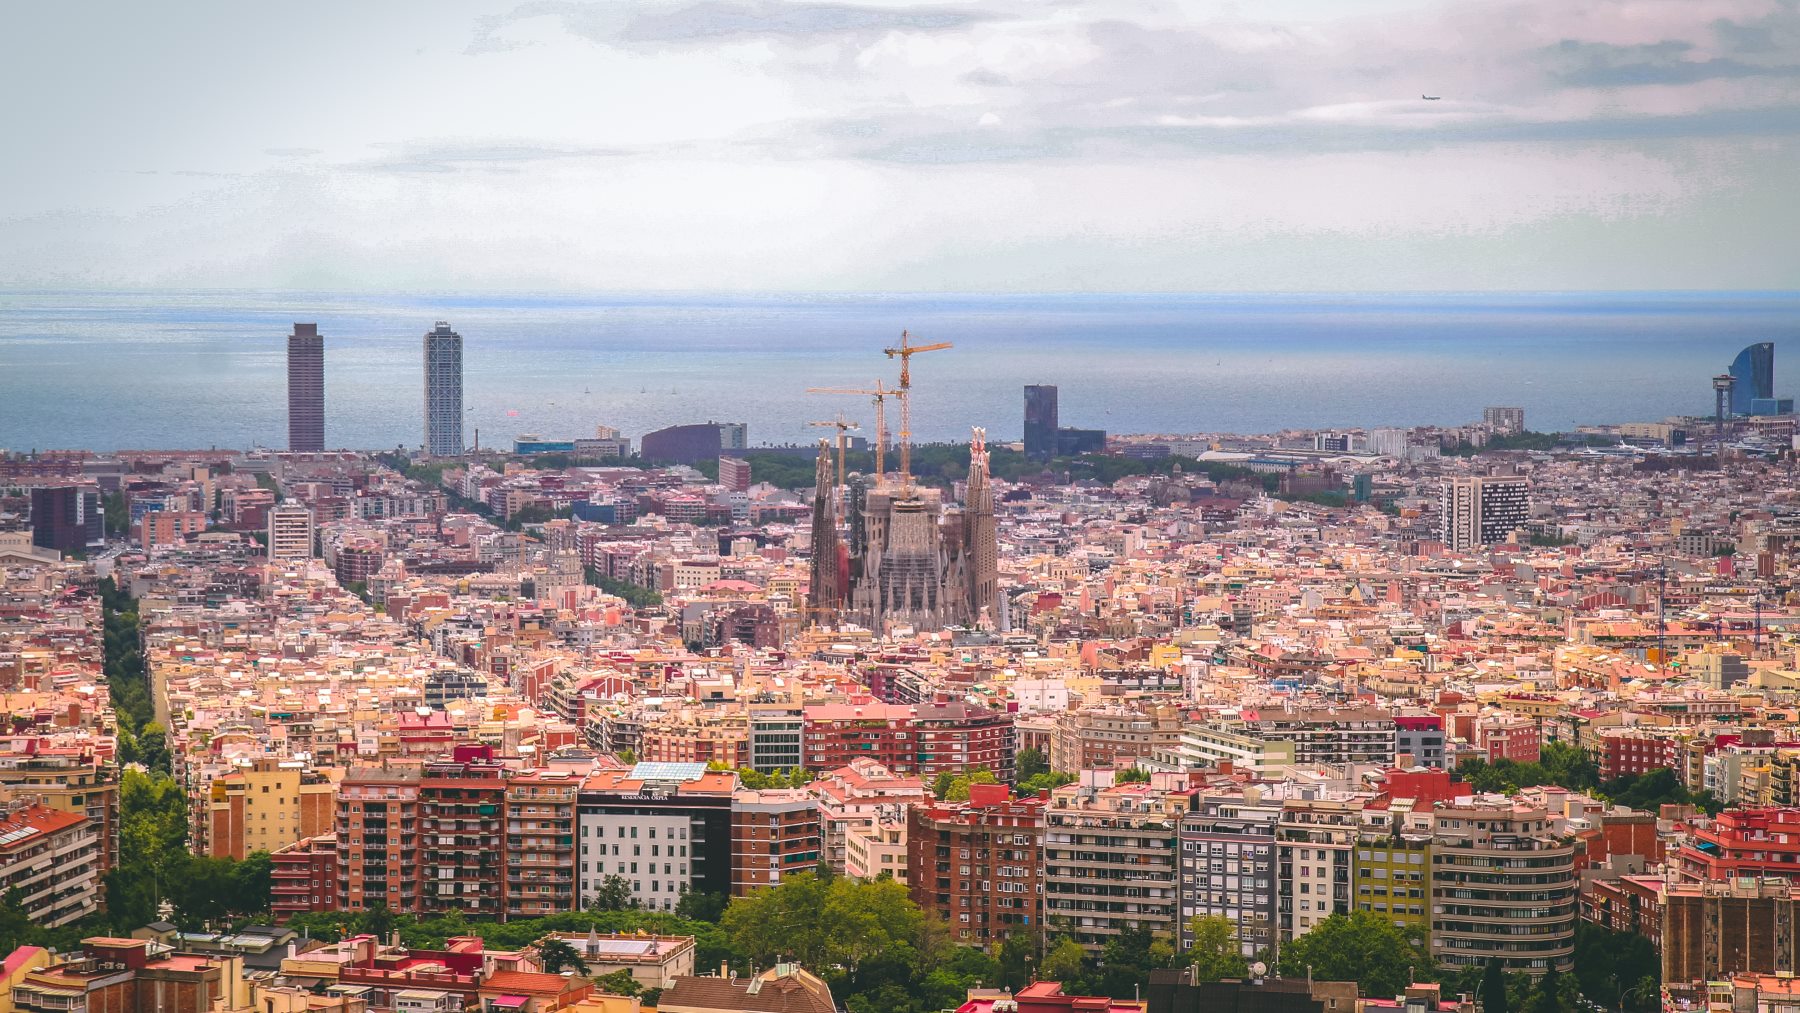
1455;740;1720;814
582;567;664;608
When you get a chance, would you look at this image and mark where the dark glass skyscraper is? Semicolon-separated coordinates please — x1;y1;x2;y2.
423;322;464;457
287;323;324;452
1023;384;1058;462
1728;342;1774;415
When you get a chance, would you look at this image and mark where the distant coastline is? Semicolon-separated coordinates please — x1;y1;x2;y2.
2;290;1795;453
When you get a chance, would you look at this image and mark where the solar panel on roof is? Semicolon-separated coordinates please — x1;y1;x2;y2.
628;761;708;782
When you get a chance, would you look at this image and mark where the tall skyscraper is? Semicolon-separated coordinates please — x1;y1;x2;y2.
1440;476;1530;551
287;323;324;452
1023;384;1058;462
1728;342;1774;415
30;486;103;554
423;322;464;457
1482;406;1525;435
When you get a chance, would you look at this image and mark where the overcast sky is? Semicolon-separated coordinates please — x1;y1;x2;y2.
2;0;1796;292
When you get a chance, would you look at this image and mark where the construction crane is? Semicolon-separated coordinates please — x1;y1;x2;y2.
806;382;896;482
807;415;861;490
883;330;952;489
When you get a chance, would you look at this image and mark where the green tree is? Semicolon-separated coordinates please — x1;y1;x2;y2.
1278;911;1430;997
0;888;32;955
1479;958;1510;1013
720;874;928;978
588;875;636;912
136;722;171;774
537;937;590;975
1019;770;1077;795
362;903;397;943
932;769;998;802
1017;748;1049;783
591;970;640;996
1184;915;1249;982
1040;937;1087;983
675;891;729;923
1115;766;1151;784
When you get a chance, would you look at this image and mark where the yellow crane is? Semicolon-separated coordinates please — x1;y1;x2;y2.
807;415;861;490
882;330;952;489
805;382;896;482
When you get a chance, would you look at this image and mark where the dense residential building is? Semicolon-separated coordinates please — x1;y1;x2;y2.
288;322;325;452
1675;807;1800;882
803;703;916;772
1354;818;1432;950
0;802;100;927
1177;794;1279;957
335;764;425;914
717;457;751;492
505;769;580;919
728;788;821;895
423;321;464;457
270;833;339;920
1044;780;1182;952
1238;709;1397;767
1052;707;1184;773
815;760;930;874
204;757;335;860
266;503;316;560
1429;799;1576;974
1276;796;1357;941
1439;475;1530;550
0;743;119;876
419;747;509;919
908;784;1046;946
913;700;1016;783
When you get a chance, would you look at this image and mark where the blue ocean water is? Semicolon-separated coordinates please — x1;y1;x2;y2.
0;290;1793;453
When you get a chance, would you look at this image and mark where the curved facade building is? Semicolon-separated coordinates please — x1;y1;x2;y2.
1729;342;1774;415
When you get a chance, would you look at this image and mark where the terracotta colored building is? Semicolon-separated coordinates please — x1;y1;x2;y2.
336;764;425;914
270;833;339;921
1676;807;1800;882
908;784;1046;946
419;747;509;919
505;770;580;919
803;703;916;773
914;701;1017;784
729;789;821;895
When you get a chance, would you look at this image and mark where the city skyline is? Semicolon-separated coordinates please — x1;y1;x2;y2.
2;1;1797;293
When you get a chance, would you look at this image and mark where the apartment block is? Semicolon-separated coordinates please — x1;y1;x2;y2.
1429;799;1576;974
728;788;821;895
206;757;335;860
907;784;1045;947
0;802;100;927
505;770;579;919
1044;781;1182;952
1177;794;1279;957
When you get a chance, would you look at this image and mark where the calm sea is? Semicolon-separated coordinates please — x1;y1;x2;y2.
0;290;1794;453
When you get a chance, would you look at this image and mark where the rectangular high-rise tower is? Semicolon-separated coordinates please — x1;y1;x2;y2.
1023;384;1058;462
423;321;464;457
1439;476;1529;551
287;323;324;452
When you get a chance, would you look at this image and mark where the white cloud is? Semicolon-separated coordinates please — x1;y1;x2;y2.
0;0;1795;291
